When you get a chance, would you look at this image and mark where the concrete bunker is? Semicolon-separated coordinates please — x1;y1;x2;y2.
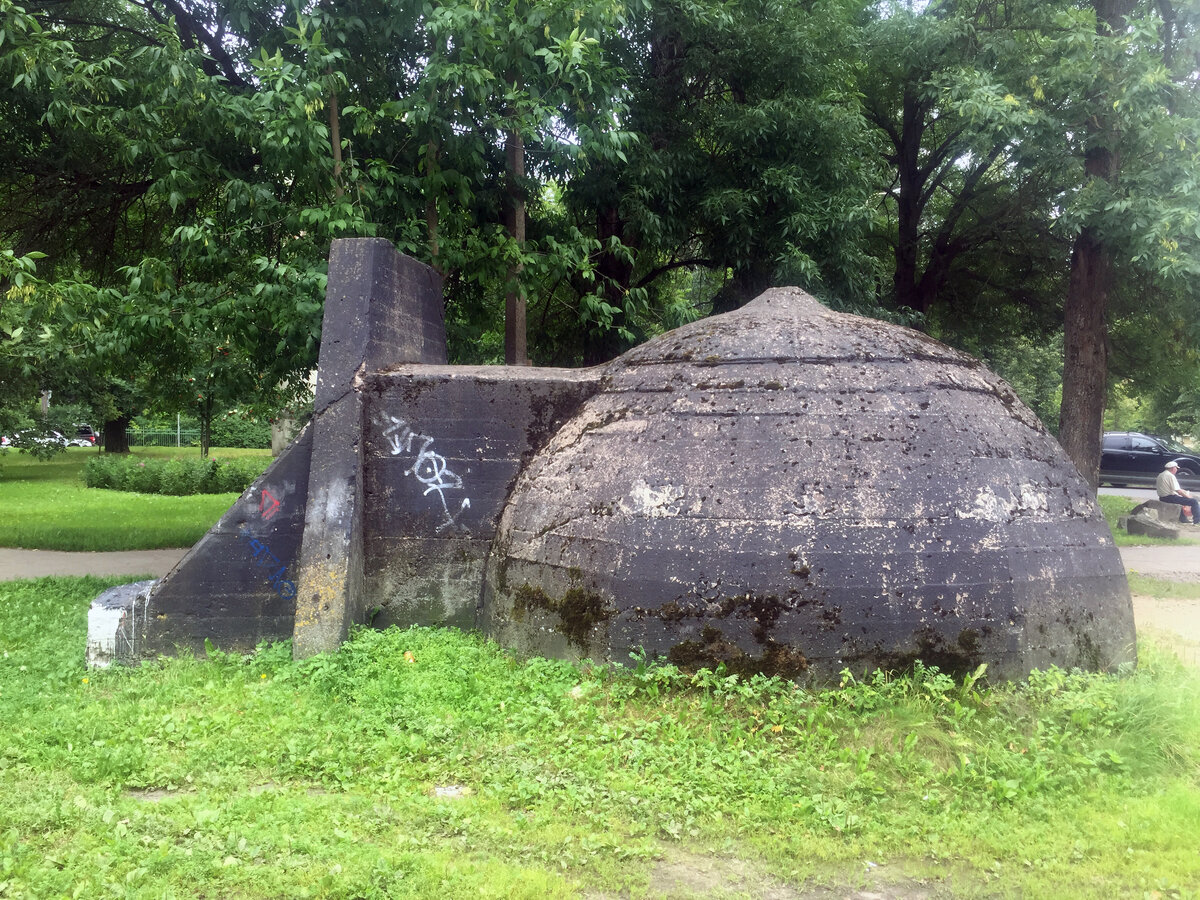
88;238;1136;681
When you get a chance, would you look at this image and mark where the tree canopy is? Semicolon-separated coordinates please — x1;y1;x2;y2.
2;0;1199;481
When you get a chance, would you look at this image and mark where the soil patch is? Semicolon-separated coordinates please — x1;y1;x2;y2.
586;849;944;899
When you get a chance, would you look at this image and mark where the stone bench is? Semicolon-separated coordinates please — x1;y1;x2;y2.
1119;499;1189;538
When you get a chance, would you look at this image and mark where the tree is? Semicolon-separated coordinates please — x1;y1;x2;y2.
406;0;636;364
0;1;352;450
563;0;880;364
1052;0;1200;485
861;0;1200;482
860;0;1067;327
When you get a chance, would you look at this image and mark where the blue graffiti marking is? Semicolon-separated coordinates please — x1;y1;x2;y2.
238;527;297;600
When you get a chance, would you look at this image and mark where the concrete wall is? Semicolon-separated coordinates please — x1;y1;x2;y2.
139;425;313;656
360;366;600;628
90;241;1135;681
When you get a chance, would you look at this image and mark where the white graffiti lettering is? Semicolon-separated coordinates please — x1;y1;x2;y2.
380;415;471;533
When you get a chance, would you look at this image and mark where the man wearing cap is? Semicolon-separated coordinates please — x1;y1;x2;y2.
1156;460;1200;523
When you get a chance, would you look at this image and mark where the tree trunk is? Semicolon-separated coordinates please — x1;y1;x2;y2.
328;77;344;199
1058;227;1110;488
1057;0;1131;487
583;205;634;365
893;85;926;316
102;415;130;454
198;395;213;457
425;140;441;272
505;125;528;366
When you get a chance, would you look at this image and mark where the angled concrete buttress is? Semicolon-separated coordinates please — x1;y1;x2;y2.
291;238;447;657
88;238;1136;681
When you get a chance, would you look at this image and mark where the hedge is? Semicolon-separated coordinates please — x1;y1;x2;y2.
82;455;270;496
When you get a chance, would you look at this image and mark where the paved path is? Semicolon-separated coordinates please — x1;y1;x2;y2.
0;547;186;580
1119;545;1200;664
1119;544;1200;582
4;546;1190;583
0;545;1195;584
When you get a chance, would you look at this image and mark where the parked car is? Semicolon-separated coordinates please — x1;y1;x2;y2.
0;429;68;450
28;430;67;447
73;423;97;446
1100;431;1200;489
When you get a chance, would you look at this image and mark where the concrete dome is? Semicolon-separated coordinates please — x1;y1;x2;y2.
481;288;1134;680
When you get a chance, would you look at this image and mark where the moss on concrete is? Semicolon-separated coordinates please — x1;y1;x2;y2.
512;574;614;648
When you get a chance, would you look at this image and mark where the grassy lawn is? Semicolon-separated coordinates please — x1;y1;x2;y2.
1129;573;1200;601
3;453;1198;895
0;576;1197;898
0;447;269;551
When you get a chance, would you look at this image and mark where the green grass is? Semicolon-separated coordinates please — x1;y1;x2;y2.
1;577;1198;899
1128;573;1200;600
0;447;267;550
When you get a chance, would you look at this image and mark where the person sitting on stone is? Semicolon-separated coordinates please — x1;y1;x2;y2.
1156;460;1200;523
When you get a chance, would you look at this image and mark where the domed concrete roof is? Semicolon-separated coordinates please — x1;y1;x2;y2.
481;288;1134;680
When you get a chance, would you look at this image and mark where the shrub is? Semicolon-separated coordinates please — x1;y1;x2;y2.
82;455;269;496
215;457;265;493
209;412;272;449
80;455;121;490
159;458;194;495
122;460;160;494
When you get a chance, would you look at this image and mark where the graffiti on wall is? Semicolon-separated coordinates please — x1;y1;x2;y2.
380;414;471;532
237;526;297;599
259;489;281;521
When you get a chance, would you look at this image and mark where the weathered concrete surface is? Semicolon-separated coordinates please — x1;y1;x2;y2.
360;365;600;628
293;240;445;657
1122;501;1184;539
311;238;446;414
84;423;314;665
1130;499;1188;524
482;288;1135;680
292;395;366;657
135;424;314;659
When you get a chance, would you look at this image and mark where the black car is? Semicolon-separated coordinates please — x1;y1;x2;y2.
1100;432;1200;489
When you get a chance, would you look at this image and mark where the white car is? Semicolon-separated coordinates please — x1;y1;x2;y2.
3;430;68;448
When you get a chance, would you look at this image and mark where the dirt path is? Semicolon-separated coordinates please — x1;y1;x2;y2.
1118;546;1200;664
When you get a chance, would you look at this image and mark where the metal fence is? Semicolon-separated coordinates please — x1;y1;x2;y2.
129;429;201;448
